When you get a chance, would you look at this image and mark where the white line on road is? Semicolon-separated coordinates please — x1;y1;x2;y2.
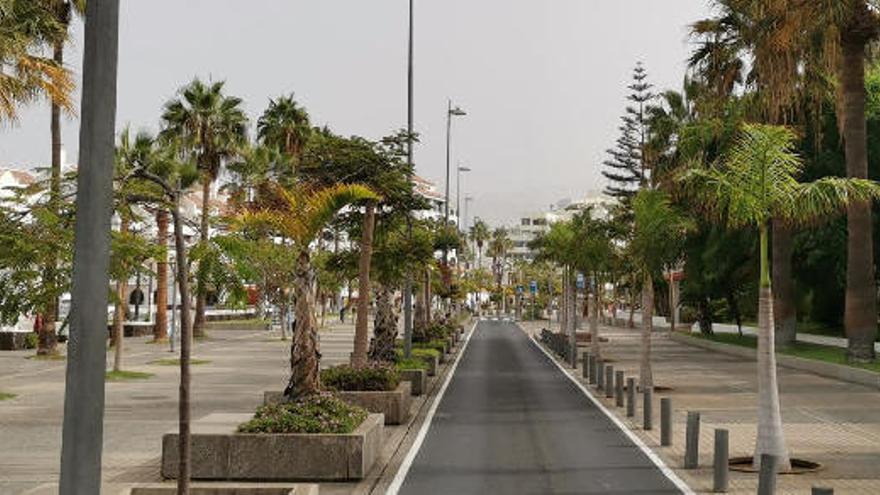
527;329;696;495
385;319;479;495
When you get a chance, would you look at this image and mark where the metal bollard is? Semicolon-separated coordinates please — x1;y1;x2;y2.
626;378;635;417
713;429;729;493
643;387;653;430
582;352;590;380
811;489;833;495
660;398;672;446
605;366;615;398
757;454;778;495
684;411;701;469
596;361;605;390
615;371;624;407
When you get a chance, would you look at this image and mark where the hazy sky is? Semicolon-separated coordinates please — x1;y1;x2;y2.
0;0;713;226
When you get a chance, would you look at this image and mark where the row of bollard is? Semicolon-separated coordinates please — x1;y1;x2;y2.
581;351;834;494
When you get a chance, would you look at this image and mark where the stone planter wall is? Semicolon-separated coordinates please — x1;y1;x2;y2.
265;382;412;425
130;483;318;495
161;413;383;481
399;369;426;396
0;332;31;351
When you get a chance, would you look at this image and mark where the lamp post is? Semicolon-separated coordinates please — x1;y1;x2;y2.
443;101;466;297
456;165;471;231
403;0;415;359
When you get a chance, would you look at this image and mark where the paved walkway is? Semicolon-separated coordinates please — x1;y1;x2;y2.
397;319;683;495
522;320;880;494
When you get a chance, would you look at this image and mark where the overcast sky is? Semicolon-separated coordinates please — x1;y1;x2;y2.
0;0;712;226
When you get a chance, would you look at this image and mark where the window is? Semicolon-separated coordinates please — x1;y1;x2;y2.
533;218;547;226
521;218;531;226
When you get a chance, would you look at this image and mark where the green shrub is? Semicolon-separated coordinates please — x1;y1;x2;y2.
321;363;400;392
414;339;448;354
23;333;38;350
237;394;367;434
395;357;429;371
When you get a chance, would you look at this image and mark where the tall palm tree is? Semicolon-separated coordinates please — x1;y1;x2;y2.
682;124;880;471
351;200;376;368
629;189;693;391
257;93;311;160
238;184;378;398
0;0;73;122
469;219;490;270
161;79;248;337
487;227;512;312
154;207;169;341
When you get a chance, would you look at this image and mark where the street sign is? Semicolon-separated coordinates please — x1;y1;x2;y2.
529;280;538;295
576;273;585;290
516;285;524;295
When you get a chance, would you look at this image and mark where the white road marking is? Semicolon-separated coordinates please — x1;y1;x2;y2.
527;329;696;495
385;319;479;495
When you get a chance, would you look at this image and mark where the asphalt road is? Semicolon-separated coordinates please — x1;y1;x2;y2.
397;319;684;495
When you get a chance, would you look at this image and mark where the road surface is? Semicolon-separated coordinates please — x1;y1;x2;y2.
397;319;684;495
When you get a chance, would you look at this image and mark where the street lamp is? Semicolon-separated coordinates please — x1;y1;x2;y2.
444;100;466;227
456;165;471;231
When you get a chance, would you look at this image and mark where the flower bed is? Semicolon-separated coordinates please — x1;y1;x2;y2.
320;363;400;392
238;394;367;434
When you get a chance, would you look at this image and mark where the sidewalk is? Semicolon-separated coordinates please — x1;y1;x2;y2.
522;320;880;494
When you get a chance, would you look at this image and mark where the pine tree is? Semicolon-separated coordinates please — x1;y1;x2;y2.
602;63;654;202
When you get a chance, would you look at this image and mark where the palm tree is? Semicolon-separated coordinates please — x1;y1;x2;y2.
238;184;378;398
469;219;490;270
682;123;880;471
33;0;85;356
0;0;73;122
487;228;512;312
161;79;248;338
154;207;169;341
257;93;311;160
629;189;693;391
351;200;376;368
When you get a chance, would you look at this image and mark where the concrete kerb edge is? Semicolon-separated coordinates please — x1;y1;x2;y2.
525;325;696;495
384;318;479;495
669;332;880;390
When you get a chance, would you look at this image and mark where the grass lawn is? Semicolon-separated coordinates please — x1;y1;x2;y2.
0;392;17;401
105;370;155;381
689;331;880;373
149;358;211;366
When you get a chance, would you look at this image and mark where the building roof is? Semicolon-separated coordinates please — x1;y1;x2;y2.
413;175;445;202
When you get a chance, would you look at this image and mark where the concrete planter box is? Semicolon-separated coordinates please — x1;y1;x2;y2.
265;382;412;425
421;354;439;376
399;368;427;396
129;483;318;495
161;413;383;481
0;331;31;351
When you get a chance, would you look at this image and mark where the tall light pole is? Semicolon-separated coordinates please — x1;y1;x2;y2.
59;1;120;493
403;0;415;359
443;100;466;275
456;165;471;231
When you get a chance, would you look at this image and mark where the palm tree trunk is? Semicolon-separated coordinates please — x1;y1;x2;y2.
286;249;320;398
755;224;791;471
154;210;169;341
38;38;66;358
112;216;129;373
351;201;376;368
414;271;427;334
369;284;398;362
170;201;195;495
193;179;211;338
425;268;433;323
841;22;878;362
772;221;797;347
628;290;636;329
640;272;654;392
589;292;600;359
